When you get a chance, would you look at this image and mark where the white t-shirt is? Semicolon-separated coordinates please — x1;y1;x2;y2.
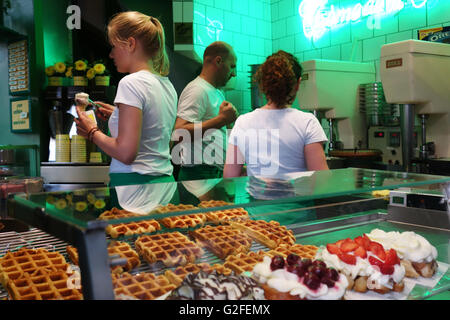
174;76;227;168
109;70;177;175
228;108;328;176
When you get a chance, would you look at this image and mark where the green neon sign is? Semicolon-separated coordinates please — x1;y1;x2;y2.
299;0;429;39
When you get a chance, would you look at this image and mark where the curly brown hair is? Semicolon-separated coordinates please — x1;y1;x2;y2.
253;51;302;108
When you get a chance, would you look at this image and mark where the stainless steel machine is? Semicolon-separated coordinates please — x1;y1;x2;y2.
380;40;450;173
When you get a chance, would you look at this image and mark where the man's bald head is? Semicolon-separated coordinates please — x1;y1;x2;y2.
203;41;234;64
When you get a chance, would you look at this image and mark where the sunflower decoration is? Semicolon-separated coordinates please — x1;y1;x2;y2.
65;66;73;78
86;67;96;80
45;66;55;77
54;62;67;75
73;59;89;77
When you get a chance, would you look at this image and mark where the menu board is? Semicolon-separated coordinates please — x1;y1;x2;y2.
8;39;30;95
10;98;32;132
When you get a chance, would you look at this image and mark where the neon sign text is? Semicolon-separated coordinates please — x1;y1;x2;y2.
299;0;428;39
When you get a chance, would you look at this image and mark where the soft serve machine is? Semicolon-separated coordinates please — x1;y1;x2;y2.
380;40;450;175
297;60;384;168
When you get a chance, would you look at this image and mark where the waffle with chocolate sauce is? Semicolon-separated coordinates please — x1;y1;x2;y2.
228;219;296;249
190;225;253;259
135;232;204;267
66;241;140;274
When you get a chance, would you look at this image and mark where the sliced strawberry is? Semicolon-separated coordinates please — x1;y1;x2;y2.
354;246;367;259
340;239;359;252
335;239;346;248
380;264;395;275
369;241;386;260
355;235;371;249
368;255;384;268
384;249;400;266
326;243;341;255
338;253;356;265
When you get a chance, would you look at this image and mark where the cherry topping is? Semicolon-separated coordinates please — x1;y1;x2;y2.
312;260;327;268
320;277;335;288
270;255;285;271
301;258;312;268
311;266;326;278
303;273;321;290
326;268;339;281
295;265;306;277
286;253;300;266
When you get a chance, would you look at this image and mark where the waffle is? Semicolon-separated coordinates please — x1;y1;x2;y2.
198;200;232;208
152;203;197;213
135;232;203;267
229;219;295;249
205;208;250;223
0;247;69;288
224;250;273;275
190;225;253;259
112;272;176;300
164;262;232;287
98;207;161;238
159;214;207;229
7;269;83;300
66;241;140;274
268;243;318;260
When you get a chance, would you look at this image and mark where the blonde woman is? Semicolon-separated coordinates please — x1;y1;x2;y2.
75;11;177;187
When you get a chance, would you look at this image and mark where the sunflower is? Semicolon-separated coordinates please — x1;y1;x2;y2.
75;201;88;212
54;62;66;74
86;68;96;80
55;198;67;210
45;66;55;76
65;66;73;78
74;60;88;71
94;199;106;209
94;63;106;75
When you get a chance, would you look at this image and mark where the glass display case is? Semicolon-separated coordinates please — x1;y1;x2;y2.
4;168;450;300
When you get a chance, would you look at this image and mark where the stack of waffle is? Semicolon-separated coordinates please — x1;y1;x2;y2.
0;247;82;300
98;207;161;238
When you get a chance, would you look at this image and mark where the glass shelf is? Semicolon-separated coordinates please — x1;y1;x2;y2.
12;168;450;228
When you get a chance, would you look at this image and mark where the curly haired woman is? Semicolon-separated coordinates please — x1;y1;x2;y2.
224;50;329;178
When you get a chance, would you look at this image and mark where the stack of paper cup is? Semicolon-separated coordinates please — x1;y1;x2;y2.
71;135;87;163
55;134;70;162
89;152;102;163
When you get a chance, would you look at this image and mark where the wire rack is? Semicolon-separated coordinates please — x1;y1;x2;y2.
0;226;270;300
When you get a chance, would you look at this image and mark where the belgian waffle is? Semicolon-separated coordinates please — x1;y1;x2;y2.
198;200;231;208
159;214;207;229
268;243;318;260
0;247;69;288
164;262;232;287
7;269;83;300
66;241;140;274
224;250;273;275
190;225;253;259
112;272;176;300
135;232;203;267
152;203;197;213
228;219;296;249
98;207;161;238
205;208;250;223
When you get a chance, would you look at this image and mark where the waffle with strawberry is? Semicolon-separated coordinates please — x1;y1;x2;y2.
316;235;406;294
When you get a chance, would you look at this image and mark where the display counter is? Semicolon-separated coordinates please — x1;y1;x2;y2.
2;168;450;300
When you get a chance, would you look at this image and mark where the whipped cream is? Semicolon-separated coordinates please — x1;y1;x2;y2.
366;229;437;263
252;256;348;300
75;93;89;107
315;247;405;290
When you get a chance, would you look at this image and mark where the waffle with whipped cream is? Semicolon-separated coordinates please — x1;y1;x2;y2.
7;269;83;300
112;272;176;300
228;219;296;249
164;262;232;287
190;225;253;259
0;247;69;288
135;232;203;267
